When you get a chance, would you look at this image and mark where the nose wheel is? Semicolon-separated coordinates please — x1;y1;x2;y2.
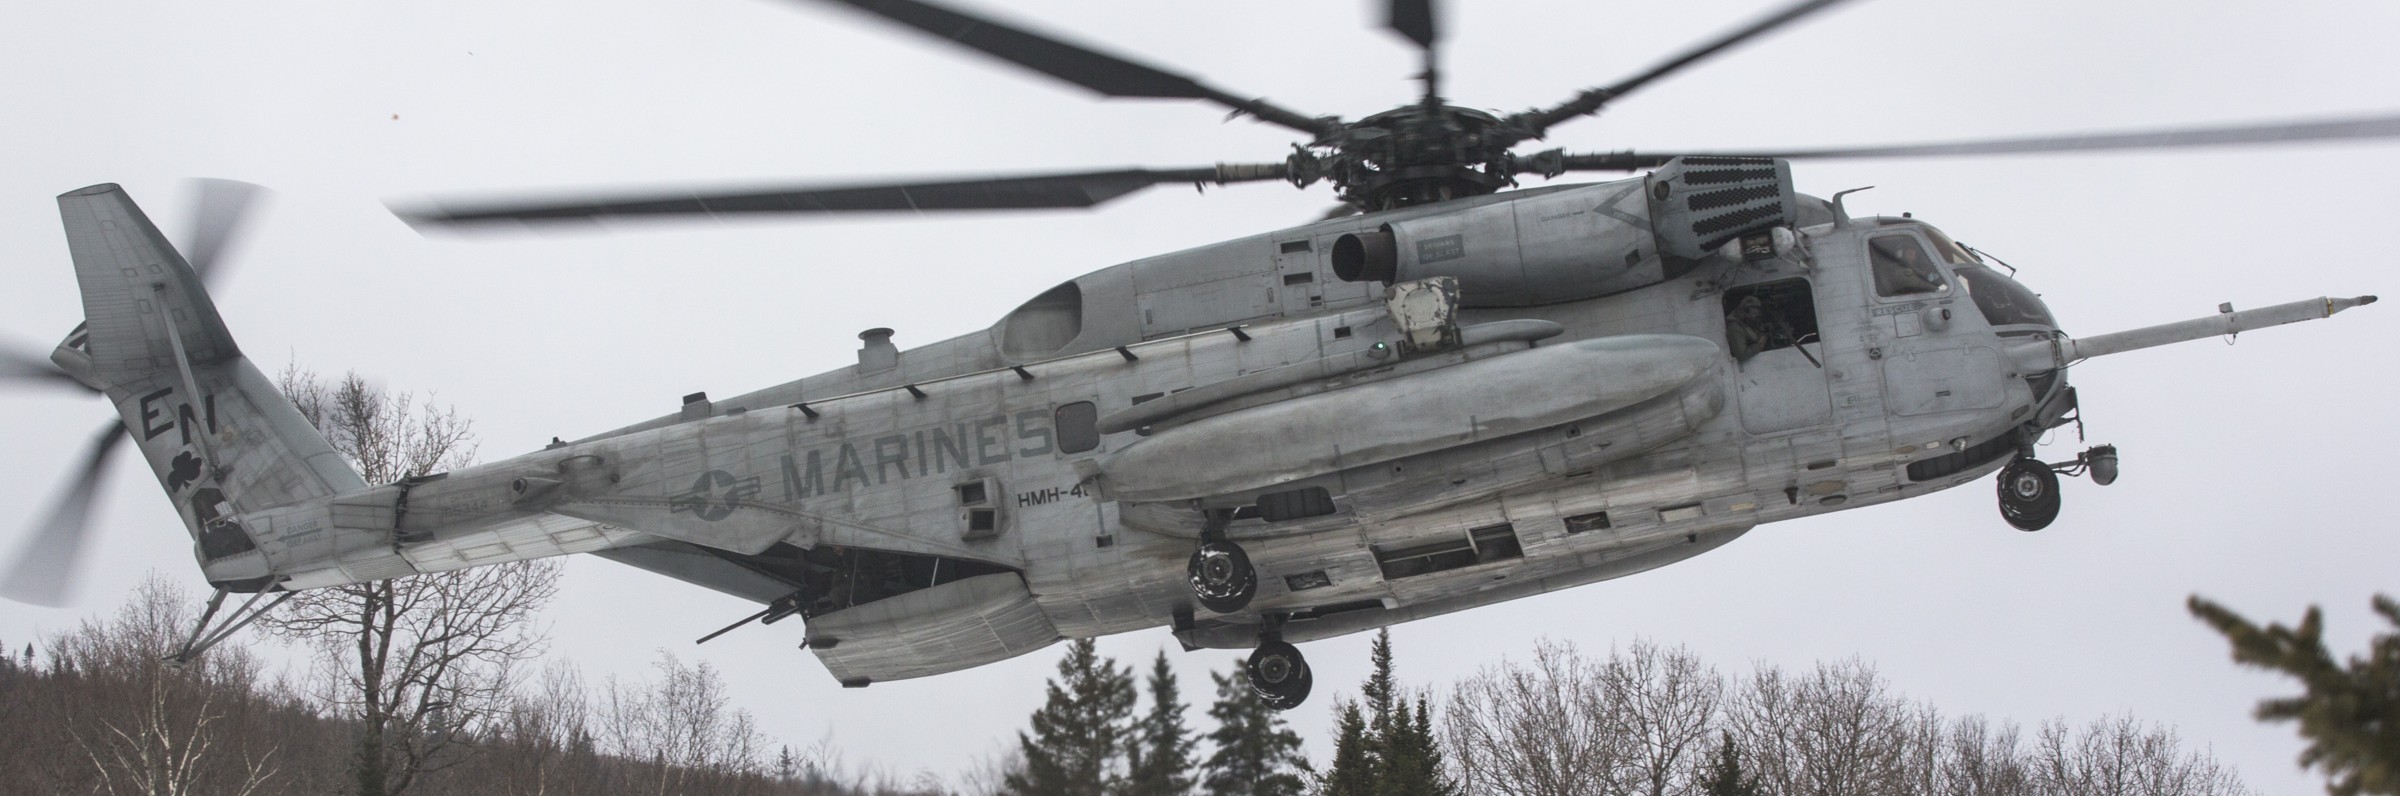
1188;538;1257;614
1997;457;2062;531
1246;637;1313;710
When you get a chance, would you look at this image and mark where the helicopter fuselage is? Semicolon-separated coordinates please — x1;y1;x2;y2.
176;174;2090;687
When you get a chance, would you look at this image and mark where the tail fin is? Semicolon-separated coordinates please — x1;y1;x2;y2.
57;184;365;582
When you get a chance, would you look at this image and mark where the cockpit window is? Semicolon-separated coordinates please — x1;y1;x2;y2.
1951;264;2055;328
1868;235;1948;297
1920;226;1979;264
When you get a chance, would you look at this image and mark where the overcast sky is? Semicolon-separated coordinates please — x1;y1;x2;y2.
4;0;2397;790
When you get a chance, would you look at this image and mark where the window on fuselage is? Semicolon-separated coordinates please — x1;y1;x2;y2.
1869;234;1949;297
1721;278;1821;362
1055;401;1099;454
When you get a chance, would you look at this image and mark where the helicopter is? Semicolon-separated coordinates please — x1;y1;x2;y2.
1;0;2389;712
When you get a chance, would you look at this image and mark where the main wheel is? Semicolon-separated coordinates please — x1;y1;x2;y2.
1246;639;1313;710
1188;540;1257;614
1997;458;2062;531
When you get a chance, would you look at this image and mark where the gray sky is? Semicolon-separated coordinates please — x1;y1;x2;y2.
4;0;2396;790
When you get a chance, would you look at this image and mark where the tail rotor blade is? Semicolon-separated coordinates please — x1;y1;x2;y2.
0;342;87;391
184;179;266;288
0;423;128;607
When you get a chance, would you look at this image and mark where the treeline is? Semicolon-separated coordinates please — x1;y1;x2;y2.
0;576;2315;796
1438;639;2254;796
0;575;938;796
974;631;2266;796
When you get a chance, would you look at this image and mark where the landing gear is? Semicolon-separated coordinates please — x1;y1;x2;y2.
1188;538;1257;613
1246;637;1313;710
1997;457;2061;532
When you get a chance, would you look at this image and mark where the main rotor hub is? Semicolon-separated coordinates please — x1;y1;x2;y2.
1313;105;1518;211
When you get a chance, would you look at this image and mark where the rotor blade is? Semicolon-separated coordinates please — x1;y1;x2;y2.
396;165;1290;228
1502;0;1857;143
0;422;127;607
0;342;85;391
1523;111;2400;173
1693;112;2400;161
795;0;1336;137
1388;0;1436;49
183;179;266;287
1387;0;1442;105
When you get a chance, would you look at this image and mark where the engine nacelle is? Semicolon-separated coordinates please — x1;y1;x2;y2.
1331;158;1798;307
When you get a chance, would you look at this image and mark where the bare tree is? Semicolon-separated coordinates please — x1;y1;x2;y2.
1765;659;1912;796
48;574;280;796
1938;715;2031;796
2027;714;2258;796
493;659;600;795
1439;639;2261;796
264;367;562;796
1443;640;1632;796
598;651;771;795
1605;639;1726;796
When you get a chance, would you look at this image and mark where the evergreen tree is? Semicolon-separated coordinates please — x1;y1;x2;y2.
1328;629;1455;796
1362;630;1398;733
1008;639;1137;796
1378;694;1458;796
1202;669;1312;796
774;745;798;783
2189;594;2400;796
1699;731;1761;796
1318;701;1378;796
1126;650;1197;796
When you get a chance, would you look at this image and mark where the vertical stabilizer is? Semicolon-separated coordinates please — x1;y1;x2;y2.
57;184;365;588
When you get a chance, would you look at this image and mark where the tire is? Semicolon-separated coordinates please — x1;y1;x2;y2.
1997;458;2062;531
1246;639;1313;710
1187;540;1257;614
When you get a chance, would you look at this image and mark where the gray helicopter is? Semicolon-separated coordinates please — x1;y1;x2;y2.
3;0;2389;710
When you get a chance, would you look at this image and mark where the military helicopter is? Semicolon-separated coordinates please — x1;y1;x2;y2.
2;0;2389;711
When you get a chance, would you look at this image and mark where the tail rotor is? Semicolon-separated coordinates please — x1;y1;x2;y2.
0;179;268;606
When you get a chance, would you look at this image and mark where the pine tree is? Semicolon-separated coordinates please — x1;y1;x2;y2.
1379;694;1458;796
2189;594;2400;796
1362;630;1398;734
1332;629;1455;796
1202;669;1312;796
1318;701;1378;796
1699;731;1761;796
1126;651;1196;796
1008;639;1137;796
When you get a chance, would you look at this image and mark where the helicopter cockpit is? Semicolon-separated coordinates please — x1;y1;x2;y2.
1869;221;2058;332
1950;262;2056;330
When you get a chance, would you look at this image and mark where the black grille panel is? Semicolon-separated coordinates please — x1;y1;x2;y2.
1648;157;1796;259
1906;434;2018;483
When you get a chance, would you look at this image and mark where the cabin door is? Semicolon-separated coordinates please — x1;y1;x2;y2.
1724;277;1833;435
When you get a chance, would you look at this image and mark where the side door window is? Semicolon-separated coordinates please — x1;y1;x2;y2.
1868;235;1948;298
1055;401;1100;454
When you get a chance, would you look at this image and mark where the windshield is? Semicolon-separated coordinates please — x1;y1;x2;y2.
1920;225;1979;264
1951;264;2055;328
